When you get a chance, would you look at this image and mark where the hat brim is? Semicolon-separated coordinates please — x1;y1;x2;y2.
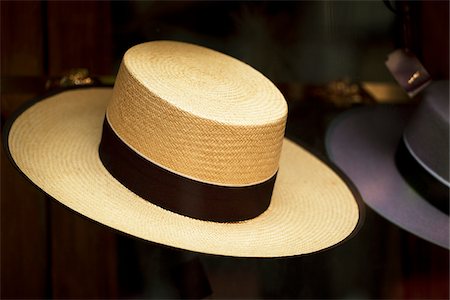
326;104;449;249
5;87;360;257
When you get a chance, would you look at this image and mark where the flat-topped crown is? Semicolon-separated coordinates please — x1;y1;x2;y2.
121;41;287;125
404;80;449;185
107;41;288;185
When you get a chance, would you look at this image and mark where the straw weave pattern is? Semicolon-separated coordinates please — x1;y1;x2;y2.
107;41;288;185
8;89;359;256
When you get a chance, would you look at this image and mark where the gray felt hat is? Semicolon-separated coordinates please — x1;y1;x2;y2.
326;81;449;249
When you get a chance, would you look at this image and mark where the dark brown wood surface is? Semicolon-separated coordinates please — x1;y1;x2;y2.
46;1;113;76
1;1;117;298
1;2;48;298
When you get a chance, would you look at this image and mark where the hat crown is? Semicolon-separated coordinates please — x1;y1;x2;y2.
106;41;288;185
404;80;449;185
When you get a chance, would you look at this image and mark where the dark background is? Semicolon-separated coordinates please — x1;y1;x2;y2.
1;1;449;299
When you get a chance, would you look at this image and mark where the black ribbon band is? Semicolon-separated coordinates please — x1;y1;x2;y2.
98;119;276;222
395;138;449;214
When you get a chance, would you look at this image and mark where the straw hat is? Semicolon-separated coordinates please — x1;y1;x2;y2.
326;81;449;249
4;41;360;257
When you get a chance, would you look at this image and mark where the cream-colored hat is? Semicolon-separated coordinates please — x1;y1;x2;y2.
4;41;360;257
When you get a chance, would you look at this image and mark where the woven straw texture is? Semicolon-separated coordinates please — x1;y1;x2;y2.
8;88;359;257
107;41;287;185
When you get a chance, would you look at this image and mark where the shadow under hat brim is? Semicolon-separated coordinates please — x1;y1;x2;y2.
4;86;361;257
326;104;449;249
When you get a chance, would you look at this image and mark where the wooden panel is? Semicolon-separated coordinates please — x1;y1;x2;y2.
49;202;118;298
2;1;118;298
1;2;48;299
45;1;118;298
0;2;44;76
420;1;449;79
46;1;114;76
1;135;49;298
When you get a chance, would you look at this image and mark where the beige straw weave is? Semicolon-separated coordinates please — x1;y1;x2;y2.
107;41;287;185
7;41;360;257
8;88;359;257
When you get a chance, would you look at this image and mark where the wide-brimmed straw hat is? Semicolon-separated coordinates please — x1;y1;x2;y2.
4;41;360;257
326;81;449;249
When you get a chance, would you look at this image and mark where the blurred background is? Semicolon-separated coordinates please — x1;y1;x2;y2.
1;1;448;299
